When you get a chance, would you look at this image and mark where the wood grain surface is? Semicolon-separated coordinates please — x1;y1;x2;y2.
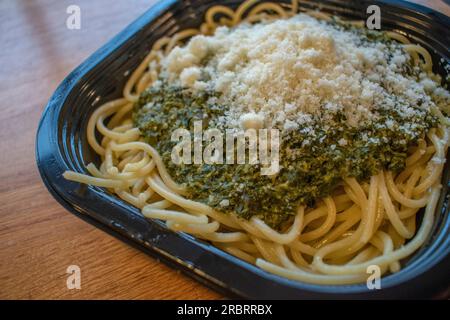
0;0;448;300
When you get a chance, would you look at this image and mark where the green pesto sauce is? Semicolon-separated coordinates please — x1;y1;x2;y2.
133;26;439;228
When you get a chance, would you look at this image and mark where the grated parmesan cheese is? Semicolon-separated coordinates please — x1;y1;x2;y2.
160;13;444;136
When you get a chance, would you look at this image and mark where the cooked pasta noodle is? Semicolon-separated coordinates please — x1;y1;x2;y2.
63;0;449;285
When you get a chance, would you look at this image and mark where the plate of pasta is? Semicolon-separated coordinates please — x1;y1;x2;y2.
37;0;450;298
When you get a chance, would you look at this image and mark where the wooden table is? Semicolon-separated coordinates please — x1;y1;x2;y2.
0;0;448;300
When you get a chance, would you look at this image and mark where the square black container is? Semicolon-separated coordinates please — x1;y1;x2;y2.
36;0;450;299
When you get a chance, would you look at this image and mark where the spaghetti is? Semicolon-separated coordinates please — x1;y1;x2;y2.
64;0;449;285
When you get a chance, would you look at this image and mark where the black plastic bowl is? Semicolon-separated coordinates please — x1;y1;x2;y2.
36;0;450;299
